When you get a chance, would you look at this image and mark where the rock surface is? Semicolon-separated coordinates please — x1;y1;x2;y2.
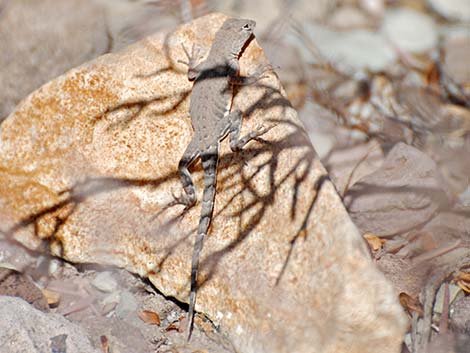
0;0;109;120
443;31;470;90
0;296;100;353
345;143;450;236
287;23;396;72
0;13;406;353
325;139;384;196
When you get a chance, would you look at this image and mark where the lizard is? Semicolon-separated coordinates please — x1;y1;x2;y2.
175;18;273;339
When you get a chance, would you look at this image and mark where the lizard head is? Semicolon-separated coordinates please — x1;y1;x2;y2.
219;18;256;57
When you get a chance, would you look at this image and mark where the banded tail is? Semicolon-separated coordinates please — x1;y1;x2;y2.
187;147;219;340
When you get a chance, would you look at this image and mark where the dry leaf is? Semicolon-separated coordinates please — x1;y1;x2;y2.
100;335;109;353
399;292;423;316
364;233;385;251
138;310;161;326
41;288;61;307
165;323;179;332
166;314;186;332
425;61;440;87
454;271;470;293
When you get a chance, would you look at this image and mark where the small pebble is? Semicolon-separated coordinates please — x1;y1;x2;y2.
50;334;67;353
382;8;437;53
443;31;470;88
115;290;138;319
42;288;61;307
101;291;120;315
91;271;118;293
287;23;396;71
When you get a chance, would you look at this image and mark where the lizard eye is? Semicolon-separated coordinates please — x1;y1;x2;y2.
243;24;251;30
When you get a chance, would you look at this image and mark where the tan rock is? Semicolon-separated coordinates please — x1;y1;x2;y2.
0;13;406;353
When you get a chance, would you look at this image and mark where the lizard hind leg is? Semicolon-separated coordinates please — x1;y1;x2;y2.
174;138;199;208
187;146;219;340
228;109;274;152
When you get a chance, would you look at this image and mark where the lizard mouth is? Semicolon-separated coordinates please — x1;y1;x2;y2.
238;33;255;59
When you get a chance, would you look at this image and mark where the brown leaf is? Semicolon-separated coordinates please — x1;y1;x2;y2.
100;335;109;353
165;323;179;332
425;61;440;87
41;288;61;307
363;233;385;251
138;310;161;326
454;271;470;293
399;292;423;316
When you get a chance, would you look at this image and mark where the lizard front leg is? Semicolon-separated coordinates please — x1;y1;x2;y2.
229;63;274;86
228;109;274;151
179;43;204;81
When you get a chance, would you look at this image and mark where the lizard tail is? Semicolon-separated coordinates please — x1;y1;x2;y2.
187;149;218;340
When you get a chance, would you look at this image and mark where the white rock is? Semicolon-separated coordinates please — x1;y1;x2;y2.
428;0;470;22
382;8;438;53
115;291;138;319
442;30;470;87
91;271;118;292
286;24;396;71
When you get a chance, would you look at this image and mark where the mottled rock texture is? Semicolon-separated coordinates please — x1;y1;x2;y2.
345;143;450;237
0;13;406;353
0;296;100;353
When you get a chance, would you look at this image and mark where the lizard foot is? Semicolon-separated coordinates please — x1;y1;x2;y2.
250;63;277;80
169;190;196;210
253;123;275;137
232;124;275;151
178;43;203;66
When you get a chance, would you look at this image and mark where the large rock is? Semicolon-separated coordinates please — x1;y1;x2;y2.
0;13;406;353
0;296;100;353
345;143;450;237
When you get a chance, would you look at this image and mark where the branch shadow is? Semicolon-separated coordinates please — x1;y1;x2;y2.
4;174;177;258
4;23;333;313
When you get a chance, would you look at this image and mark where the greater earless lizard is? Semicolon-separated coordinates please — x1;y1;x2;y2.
176;18;273;339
